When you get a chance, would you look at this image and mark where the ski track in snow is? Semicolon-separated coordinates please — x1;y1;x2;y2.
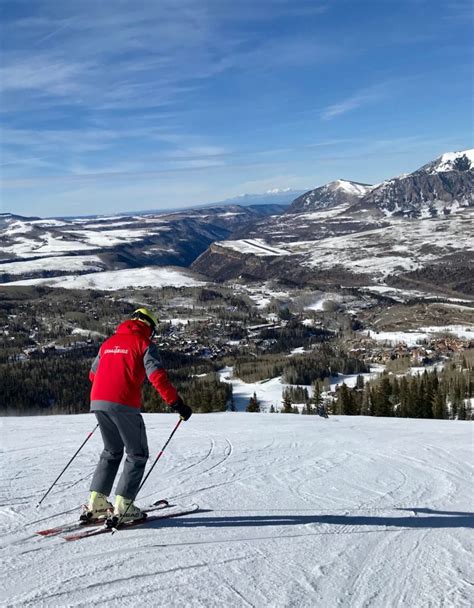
0;414;472;608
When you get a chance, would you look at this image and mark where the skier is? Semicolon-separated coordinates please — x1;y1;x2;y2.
82;307;192;523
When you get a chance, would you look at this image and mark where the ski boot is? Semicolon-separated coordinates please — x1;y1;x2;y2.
106;495;147;528
80;491;113;523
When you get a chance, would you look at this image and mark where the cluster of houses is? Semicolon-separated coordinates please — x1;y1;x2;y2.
348;334;473;365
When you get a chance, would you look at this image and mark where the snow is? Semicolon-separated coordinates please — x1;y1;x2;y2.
161;318;203;326
289;346;307;356
29;219;70;227
329;366;385;391
2;267;205;290
305;298;326;311
0;255;104;276
304;296;343;312
295;213;474;280
417;325;474;339
428;148;474;173
297;203;351;220
218;366;292;411
1;234;92;258
73;229;150;247
367;330;432;347
220;239;290;257
217;366;385;410
71;328;106;338
367;325;474;346
331;180;372;196
4;221;34;235
0;414;472;608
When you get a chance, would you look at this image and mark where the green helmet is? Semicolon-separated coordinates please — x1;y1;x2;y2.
131;307;158;329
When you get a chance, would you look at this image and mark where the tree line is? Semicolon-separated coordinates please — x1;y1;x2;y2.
0;350;231;415
333;363;473;420
235;344;369;385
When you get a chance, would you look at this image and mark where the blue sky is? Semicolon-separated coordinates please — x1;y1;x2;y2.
1;0;473;217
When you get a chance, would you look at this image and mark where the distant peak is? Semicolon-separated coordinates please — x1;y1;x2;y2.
265;187;293;194
420;148;474;174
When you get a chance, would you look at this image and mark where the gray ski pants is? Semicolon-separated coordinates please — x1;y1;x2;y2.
90;409;149;500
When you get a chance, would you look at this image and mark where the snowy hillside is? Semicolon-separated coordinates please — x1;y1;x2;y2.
3;266;206;290
209;209;474;285
287;180;372;213
0;206;277;286
420;149;474;174
0;414;472;607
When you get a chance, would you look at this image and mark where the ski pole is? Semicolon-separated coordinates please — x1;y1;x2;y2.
36;423;99;508
111;416;183;533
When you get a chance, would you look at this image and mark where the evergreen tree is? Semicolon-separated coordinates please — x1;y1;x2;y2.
432;391;446;419
282;389;293;413
360;384;372;416
373;375;393;417
336;383;357;415
246;391;260;412
311;380;322;411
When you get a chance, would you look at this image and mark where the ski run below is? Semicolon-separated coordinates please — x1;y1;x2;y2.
0;414;472;608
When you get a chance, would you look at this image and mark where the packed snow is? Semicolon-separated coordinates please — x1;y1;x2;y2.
3;267;205;290
218;367;292;411
0;414;472;608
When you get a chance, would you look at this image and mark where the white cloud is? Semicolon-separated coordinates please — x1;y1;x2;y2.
321;83;389;120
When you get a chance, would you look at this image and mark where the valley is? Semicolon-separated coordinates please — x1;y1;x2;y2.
1;149;473;418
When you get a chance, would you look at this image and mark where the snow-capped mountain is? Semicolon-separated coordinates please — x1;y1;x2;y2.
193;149;474;298
419;149;474;174
2;149;473;299
286;180;373;213
350;148;474;218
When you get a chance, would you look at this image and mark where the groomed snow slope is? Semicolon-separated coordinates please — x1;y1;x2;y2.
0;414;472;608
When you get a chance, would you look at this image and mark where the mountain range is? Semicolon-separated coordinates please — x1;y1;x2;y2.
1;148;473;300
192;149;474;297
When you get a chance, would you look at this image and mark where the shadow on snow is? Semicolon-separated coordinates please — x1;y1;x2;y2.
144;508;473;532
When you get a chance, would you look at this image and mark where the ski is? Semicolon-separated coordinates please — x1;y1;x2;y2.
36;499;169;537
62;503;199;542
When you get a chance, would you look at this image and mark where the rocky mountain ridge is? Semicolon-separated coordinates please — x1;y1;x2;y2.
0;204;281;284
350;149;474;218
192;149;474;298
1;149;472;300
285;148;473;218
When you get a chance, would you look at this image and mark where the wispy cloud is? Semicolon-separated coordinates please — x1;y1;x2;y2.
1;0;472;216
321;83;390;120
0;1;344;116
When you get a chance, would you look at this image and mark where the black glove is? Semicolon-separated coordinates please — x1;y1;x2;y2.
171;397;192;421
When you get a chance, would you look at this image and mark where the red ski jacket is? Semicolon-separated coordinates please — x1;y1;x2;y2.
89;319;179;410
